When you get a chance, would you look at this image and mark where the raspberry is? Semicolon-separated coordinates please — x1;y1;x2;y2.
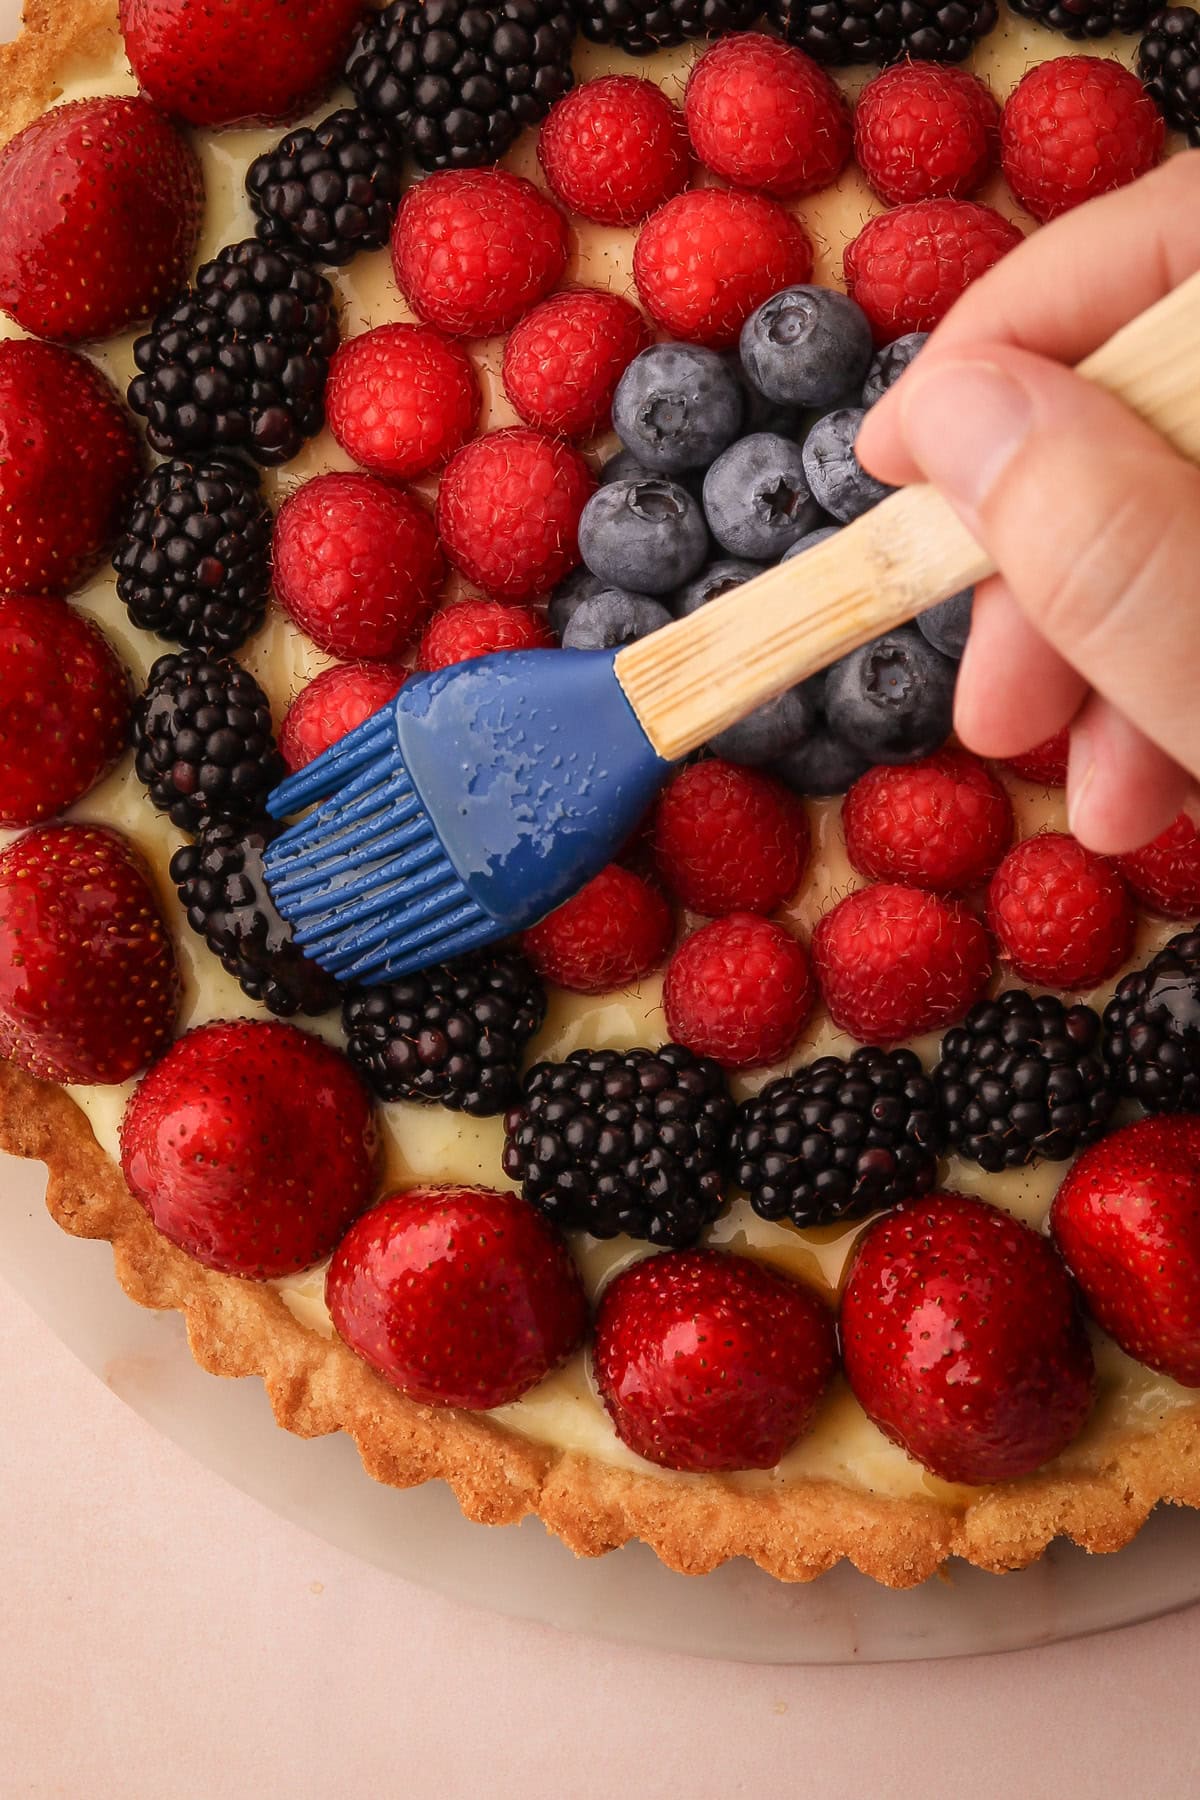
813;883;993;1044
844;199;1023;344
854;64;1001;208
435;429;595;602
1117;814;1200;918
652;759;811;916
1001;57;1165;223
502;290;651;439
521;864;673;993
537;76;690;227
999;729;1069;786
684;34;851;200
842;750;1013;893
417;599;554;671
278;661;408;773
273;472;444;660
392;168;569;337
664;913;815;1068
634;189;815;349
326;323;480;480
987;833;1136;989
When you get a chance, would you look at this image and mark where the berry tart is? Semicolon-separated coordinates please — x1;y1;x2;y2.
2;0;1200;1589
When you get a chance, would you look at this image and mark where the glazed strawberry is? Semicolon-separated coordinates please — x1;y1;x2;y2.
652;759;810;917
594;1249;837;1472
1052;1116;1200;1388
663;914;815;1069
0;825;179;1085
0;95;202;343
1118;813;1200;918
278;661;408;774
417;599;554;672
854;64;1001;208
502;291;652;440
273;472;444;660
119;0;363;127
813;884;992;1044
0;596;130;825
392;169;569;338
684;35;851;200
435;429;594;603
325;323;480;482
842;1192;1095;1484
1002;57;1165;224
537;76;690;227
844;199;1023;344
326;1185;587;1409
842;751;1013;894
987;833;1135;989
121;1019;379;1279
521;864;672;994
999;729;1069;786
634;189;814;350
0;340;141;598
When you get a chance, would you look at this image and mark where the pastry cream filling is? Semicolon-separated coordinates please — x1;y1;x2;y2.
8;21;1192;1502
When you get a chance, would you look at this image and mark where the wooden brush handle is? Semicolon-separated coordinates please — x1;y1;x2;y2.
616;265;1200;763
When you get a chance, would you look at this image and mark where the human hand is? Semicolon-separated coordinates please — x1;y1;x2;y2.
856;151;1200;855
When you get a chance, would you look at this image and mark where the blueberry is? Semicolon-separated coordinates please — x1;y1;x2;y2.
726;355;801;438
612;344;744;474
578;477;709;597
773;727;873;797
599;449;654;485
740;286;875;411
917;588;974;660
702;433;823;562
548;566;604;638
861;333;928;409
823;626;956;763
781;523;842;562
710;682;820;766
562;589;673;651
801;407;894;523
672;557;760;618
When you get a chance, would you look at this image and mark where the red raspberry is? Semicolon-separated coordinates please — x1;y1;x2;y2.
1002;57;1165;225
278;661;408;773
652;758;810;917
435;429;594;603
392;169;569;338
501;290;651;439
999;729;1069;786
684;34;851;200
813;884;992;1044
664;913;815;1068
521;863;673;993
987;832;1135;989
634;189;814;349
0;340;141;598
853;64;1001;208
1117;814;1200;919
417;599;554;671
537;75;690;227
326;323;480;481
844;199;1023;344
273;472;444;660
842;750;1013;894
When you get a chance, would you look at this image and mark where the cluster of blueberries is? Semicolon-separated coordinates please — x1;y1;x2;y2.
549;286;973;795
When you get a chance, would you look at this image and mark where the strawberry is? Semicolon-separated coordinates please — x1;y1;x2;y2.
841;1191;1096;1484
593;1249;838;1472
521;863;673;994
120;1019;380;1279
1051;1115;1200;1387
812;883;992;1044
0;825;179;1085
0;95;203;343
326;1185;588;1408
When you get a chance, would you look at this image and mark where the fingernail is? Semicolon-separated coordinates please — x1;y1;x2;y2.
900;360;1033;512
1067;725;1097;840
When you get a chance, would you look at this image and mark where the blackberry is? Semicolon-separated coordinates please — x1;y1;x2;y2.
112;457;271;654
502;1044;735;1247
346;0;577;172
246;109;405;265
128;240;339;467
1139;7;1200;144
1011;0;1156;35
170;818;339;1018
766;0;996;63
1104;928;1200;1113
578;0;763;57
342;949;546;1116
935;991;1114;1172
133;650;285;833
732;1048;941;1230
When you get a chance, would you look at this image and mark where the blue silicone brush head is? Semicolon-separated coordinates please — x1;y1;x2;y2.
264;648;672;985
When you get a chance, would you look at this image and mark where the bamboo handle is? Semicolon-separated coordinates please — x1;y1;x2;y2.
616;265;1200;763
